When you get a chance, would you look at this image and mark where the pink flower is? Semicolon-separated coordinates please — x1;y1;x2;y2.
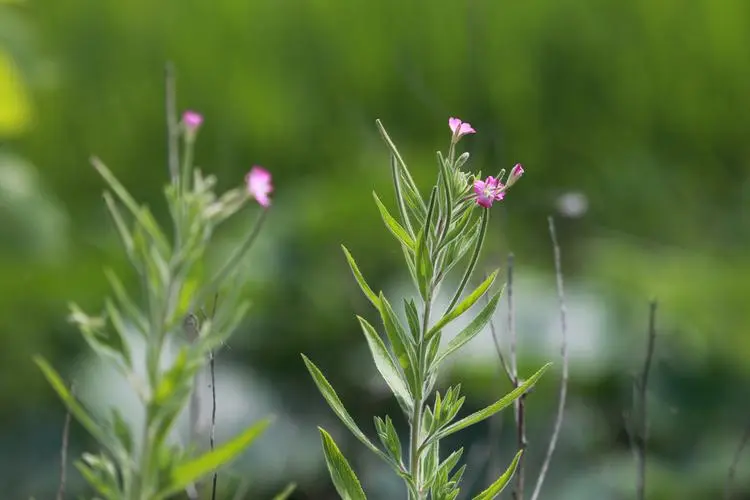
473;176;505;208
511;163;524;178
506;163;525;187
449;117;476;140
182;110;203;131
246;166;273;207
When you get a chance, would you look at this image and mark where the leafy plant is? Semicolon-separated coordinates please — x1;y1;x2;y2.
303;117;551;499
35;107;276;499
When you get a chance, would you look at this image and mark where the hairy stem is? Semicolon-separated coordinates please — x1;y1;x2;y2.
410;289;432;499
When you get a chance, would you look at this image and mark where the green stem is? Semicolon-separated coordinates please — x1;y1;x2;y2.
409;287;433;499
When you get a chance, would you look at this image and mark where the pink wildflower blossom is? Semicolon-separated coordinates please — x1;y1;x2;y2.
449;117;476;140
506;163;525;187
246;166;273;207
473;176;505;208
182;110;203;131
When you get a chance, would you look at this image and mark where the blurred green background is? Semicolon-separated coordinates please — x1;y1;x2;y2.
3;0;750;498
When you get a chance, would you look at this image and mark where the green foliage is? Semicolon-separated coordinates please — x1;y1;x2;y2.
35;111;273;498
319;428;368;500
304;120;548;498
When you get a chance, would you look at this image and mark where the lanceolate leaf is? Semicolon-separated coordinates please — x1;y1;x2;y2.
428;270;498;339
271;483;298;500
390;153;416;239
444;208;489;314
319;428;368;500
425;363;551;446
472;450;524;500
357;316;413;414
377;292;416;373
301;355;392;463
432;289;504;367
373;192;415;250
34;356;113;452
158;418;272;498
341;245;380;307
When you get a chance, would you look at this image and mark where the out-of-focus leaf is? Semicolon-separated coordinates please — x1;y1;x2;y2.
319;427;368;500
158;417;272;498
472;449;524;500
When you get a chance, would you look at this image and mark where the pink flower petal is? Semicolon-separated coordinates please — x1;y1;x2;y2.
182;110;203;130
246;166;273;207
449;116;476;139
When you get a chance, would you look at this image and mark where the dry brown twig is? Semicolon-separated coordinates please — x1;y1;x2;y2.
528;216;570;500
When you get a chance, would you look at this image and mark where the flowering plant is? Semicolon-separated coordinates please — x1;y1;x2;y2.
303;117;551;499
35;107;282;499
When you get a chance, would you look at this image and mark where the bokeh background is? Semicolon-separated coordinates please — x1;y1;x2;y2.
3;0;750;498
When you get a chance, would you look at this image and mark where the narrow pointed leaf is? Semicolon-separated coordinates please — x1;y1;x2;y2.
390;153;415;238
427;363;551;445
357;316;413;413
319;428;368;500
428;270;498;339
373;192;415;250
302;355;390;461
472;450;524;500
444;208;489;314
34;356;112;450
271;483;297;500
432;289;503;367
160;418;271;497
342;246;380;307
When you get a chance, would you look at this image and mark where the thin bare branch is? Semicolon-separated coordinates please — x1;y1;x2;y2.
504;253;527;500
529;217;570;500
634;301;658;500
56;384;75;500
165;62;179;184
725;418;750;500
210;293;220;500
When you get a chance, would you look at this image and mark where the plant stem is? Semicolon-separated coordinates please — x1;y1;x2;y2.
409;288;433;499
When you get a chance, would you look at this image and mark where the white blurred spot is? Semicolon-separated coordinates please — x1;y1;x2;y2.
556;191;588;218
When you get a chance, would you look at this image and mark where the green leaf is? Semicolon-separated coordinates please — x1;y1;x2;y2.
444;208;489;314
375;119;424;212
271;483;297;500
158;418;272;498
374;415;403;463
432;289;503;367
302;355;391;462
426;363;551;445
390;153;416;238
378;292;416;373
342;245;380;307
102;192;136;263
428;270;498;339
358;316;413;414
34;356;112;450
373;192;415;250
319;428;368;500
103;269;148;335
415;187;437;299
75;461;119;500
472;450;524;500
92;157;170;256
110;408;133;455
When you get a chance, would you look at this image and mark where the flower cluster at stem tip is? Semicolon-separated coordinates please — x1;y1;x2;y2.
181;110;273;207
449;116;525;209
